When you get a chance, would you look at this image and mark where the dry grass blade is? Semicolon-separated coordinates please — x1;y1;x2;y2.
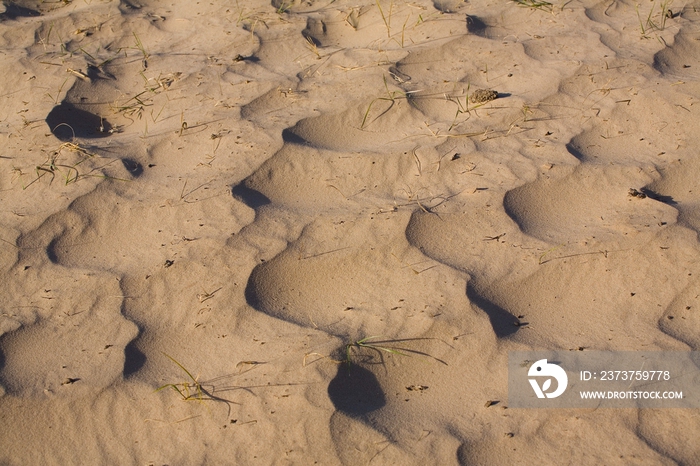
361;75;409;129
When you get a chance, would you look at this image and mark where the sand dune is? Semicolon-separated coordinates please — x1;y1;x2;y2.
1;0;699;464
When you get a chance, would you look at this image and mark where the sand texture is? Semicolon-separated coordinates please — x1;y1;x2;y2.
1;0;700;464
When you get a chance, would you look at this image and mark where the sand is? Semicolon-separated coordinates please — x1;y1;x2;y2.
0;0;699;464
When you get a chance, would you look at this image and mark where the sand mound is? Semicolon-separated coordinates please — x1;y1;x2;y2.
503;163;676;244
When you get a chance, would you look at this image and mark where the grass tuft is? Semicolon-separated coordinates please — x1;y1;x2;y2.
637;0;674;38
344;336;449;365
24;141;96;188
155;353;240;416
376;0;394;38
510;0;554;12
304;336;449;366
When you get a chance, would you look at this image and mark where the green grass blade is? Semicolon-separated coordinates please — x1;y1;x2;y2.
162;352;198;384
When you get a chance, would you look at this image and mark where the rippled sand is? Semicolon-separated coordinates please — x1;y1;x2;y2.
1;0;699;464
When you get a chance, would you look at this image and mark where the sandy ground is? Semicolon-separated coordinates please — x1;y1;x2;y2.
0;0;699;464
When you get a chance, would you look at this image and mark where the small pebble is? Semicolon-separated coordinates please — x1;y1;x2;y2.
470;89;498;104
